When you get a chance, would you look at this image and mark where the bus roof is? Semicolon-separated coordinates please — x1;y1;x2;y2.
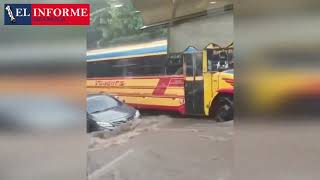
87;40;167;62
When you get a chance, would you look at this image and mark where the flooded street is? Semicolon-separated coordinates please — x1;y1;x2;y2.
88;114;233;180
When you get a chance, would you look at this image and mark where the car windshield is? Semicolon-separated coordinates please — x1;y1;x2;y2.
87;95;120;114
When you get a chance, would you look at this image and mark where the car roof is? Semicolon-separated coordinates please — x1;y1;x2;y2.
87;93;112;99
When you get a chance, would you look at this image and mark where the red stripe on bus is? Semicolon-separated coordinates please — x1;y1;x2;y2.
168;78;184;87
217;88;234;94
152;77;171;96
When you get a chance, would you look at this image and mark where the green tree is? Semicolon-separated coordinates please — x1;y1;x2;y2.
88;0;167;50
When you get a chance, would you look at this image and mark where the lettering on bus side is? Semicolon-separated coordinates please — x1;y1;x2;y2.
95;80;125;87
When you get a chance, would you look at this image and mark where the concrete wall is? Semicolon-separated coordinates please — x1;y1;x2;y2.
168;10;234;53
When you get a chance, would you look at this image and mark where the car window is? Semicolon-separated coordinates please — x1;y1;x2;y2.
87;96;120;114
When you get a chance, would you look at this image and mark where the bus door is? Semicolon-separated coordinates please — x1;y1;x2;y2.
183;52;204;115
203;43;234;116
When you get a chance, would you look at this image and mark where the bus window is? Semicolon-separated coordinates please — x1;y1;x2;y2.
88;54;168;78
112;60;132;77
87;60;130;78
166;54;183;75
195;52;203;76
183;53;203;76
184;54;194;77
207;49;216;71
125;55;166;76
207;48;233;72
142;56;166;76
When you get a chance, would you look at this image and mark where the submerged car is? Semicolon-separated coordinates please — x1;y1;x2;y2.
87;94;140;133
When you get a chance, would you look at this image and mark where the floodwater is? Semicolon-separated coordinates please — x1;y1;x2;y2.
88;114;233;180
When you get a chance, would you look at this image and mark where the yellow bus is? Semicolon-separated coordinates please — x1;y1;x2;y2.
87;41;234;121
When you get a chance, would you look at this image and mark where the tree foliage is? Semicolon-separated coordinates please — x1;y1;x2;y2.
87;0;167;50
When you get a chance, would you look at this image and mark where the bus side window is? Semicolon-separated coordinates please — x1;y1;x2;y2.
89;54;171;78
87;62;94;78
183;53;202;76
207;49;216;71
113;60;130;77
126;55;166;76
195;53;203;76
87;61;113;78
184;54;194;76
142;56;166;76
166;55;183;75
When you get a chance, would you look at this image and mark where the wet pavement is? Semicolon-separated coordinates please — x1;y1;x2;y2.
88;114;233;180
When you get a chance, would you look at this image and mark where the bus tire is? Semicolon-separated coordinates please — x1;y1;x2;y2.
210;95;233;122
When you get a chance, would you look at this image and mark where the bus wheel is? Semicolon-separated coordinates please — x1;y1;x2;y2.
211;96;233;122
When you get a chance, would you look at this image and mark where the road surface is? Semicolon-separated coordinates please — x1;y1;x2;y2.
88;114;233;180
